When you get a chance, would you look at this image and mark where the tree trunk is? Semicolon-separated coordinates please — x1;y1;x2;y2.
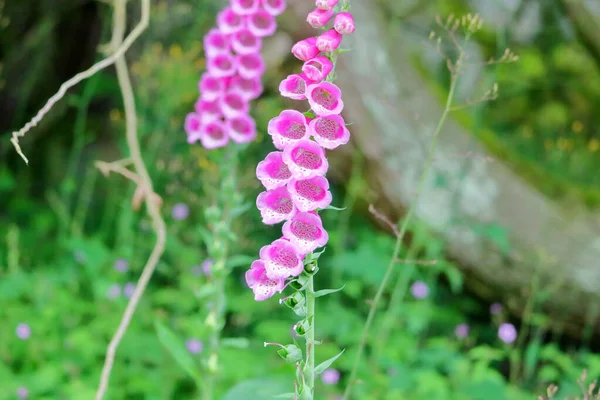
280;2;600;332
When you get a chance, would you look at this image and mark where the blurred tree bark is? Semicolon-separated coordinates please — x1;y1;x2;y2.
280;2;600;333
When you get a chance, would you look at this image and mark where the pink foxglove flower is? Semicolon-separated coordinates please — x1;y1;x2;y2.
256;151;293;190
261;0;286;16
315;0;339;11
334;11;356;35
246;2;356;301
186;0;285;150
306;8;335;28
185;113;202;142
232;0;260;15
282;212;329;253
268;110;311;149
230;75;264;100
237;53;266;79
217;7;245;34
207;53;238;78
259;239;305;280
247;10;277;37
316;29;343;53
246;260;286;301
227;115;257;143
204;29;230;58
291;37;320;61
309;114;350;149
220;92;250;118
198;73;226;102
282;139;329;179
231;29;263;54
279;74;314;100
287;176;332;212
302;56;334;82
306;81;344;116
200;120;230;149
256;186;297;224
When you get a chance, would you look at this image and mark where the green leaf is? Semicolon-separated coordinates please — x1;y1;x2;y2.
314;284;346;298
314;349;345;375
273;394;296;399
154;320;202;384
221;337;250;349
320;205;346;211
225;255;256;269
222;378;290;400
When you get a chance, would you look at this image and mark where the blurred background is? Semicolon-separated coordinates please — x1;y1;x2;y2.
1;0;600;399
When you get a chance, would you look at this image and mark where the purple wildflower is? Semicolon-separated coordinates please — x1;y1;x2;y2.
172;203;190;221
410;281;429;299
16;323;31;340
321;368;340;385
124;282;136;299
186;338;204;354
454;323;469;339
114;258;129;273
490;302;503;315
107;284;121;300
498;323;517;344
17;387;29;399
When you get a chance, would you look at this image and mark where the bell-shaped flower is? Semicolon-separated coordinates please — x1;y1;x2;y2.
256;151;293;190
261;0;286;16
256;186;297;224
309;114;350;149
287;176;332;212
217;7;245;34
207;53;238;78
226;115;257;143
282;212;329;253
204;29;230;58
220;91;250;119
247;10;277;37
316;29;343;53
279;74;314;100
259;238;304;280
302;55;333;82
268;109;310;150
198;73;225;102
306;81;344;116
231;29;262;55
246;260;286;301
334;11;356;35
282;139;329;179
229;75;264;100
315;0;339;10
199;120;230;149
237;53;266;79
232;0;260;15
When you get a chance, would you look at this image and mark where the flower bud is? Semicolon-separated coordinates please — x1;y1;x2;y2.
277;344;303;363
334;12;355;35
291;37;320;61
306;8;335;28
316;29;343;53
315;0;339;10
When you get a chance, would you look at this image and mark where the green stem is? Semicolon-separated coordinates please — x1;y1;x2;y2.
305;276;316;396
342;74;459;400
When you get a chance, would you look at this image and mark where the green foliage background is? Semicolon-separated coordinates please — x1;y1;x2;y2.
1;0;600;399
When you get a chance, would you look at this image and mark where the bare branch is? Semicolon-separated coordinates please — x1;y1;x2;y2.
9;0;151;164
94;1;166;399
368;204;400;237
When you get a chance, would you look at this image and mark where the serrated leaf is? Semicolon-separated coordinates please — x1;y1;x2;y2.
221;337;250;349
314;349;345;375
314;284;346;298
154;320;202;384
